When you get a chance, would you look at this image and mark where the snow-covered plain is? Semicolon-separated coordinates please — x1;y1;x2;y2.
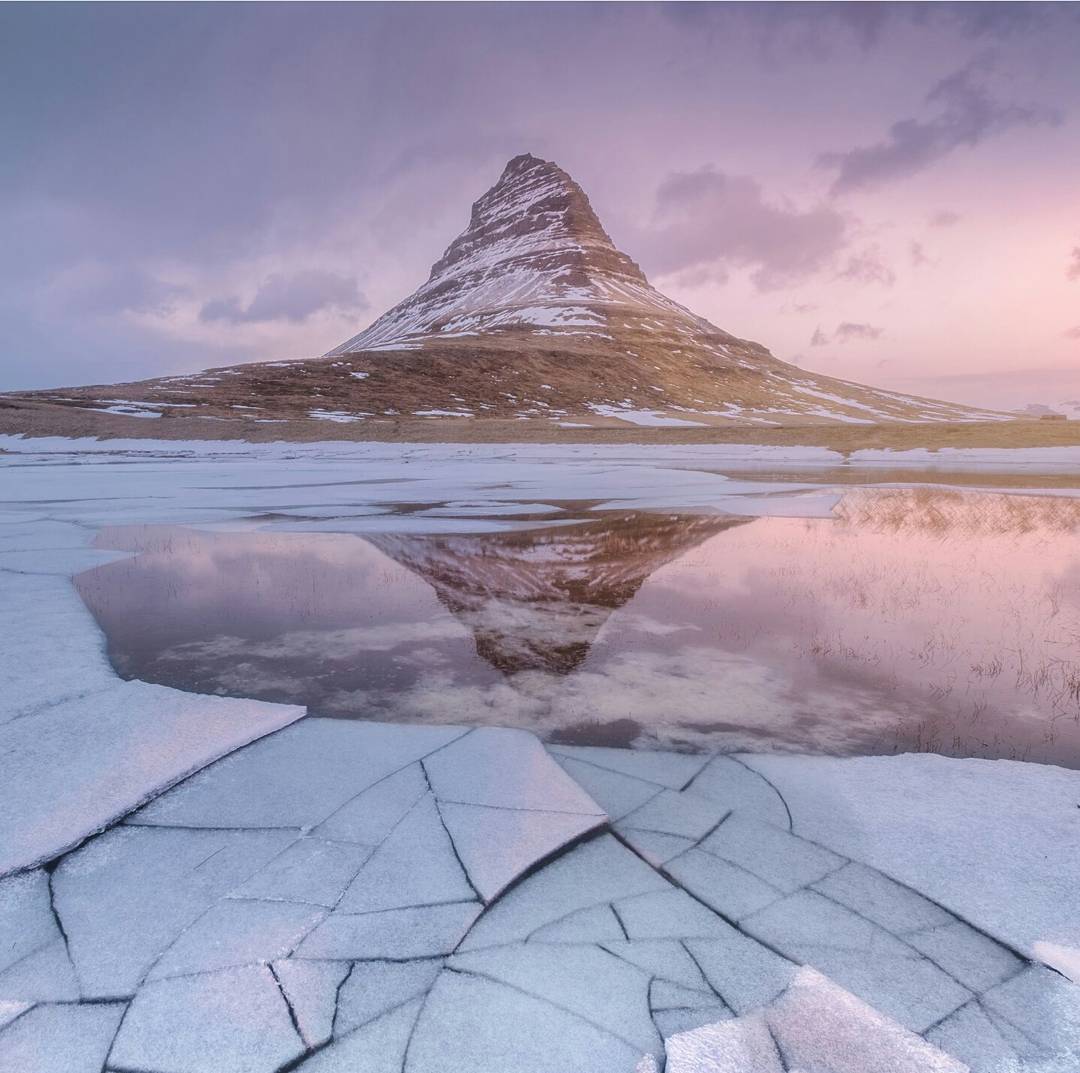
1;435;1078;1072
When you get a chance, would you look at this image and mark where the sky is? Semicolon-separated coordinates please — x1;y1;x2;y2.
2;2;1079;411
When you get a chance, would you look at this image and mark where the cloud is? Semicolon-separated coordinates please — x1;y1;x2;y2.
1067;247;1080;282
812;322;884;346
836;246;896;286
835;321;883;342
1065;326;1080;340
49;262;186;318
929;209;962;228
819;64;1062;195
638;167;848;290
909;241;933;268
200;270;367;325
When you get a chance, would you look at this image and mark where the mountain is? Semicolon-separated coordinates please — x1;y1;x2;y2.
0;153;1006;431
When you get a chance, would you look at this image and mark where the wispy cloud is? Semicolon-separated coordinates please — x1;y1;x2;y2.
819;64;1062;195
928;209;962;228
200;270;367;325
836;246;896;286
1067;247;1080;282
811;322;884;346
909;241;933;268
835;321;884;342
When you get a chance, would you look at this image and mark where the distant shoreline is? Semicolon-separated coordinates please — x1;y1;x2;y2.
2;403;1080;453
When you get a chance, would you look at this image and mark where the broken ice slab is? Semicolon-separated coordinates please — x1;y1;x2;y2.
458;836;668;952
424;727;605;815
449;942;663;1057
0;572;118;723
335;793;476;913
53;824;297;998
406;970;645;1073
0;1002;126;1073
129;718;467;829
437;800;603;903
0;680;304;876
296;901;482;960
109;965;306;1073
743;750;1080;961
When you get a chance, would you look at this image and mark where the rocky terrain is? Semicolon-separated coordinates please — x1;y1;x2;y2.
0;154;1012;440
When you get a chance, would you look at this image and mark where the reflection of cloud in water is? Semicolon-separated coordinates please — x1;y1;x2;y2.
75;491;1080;764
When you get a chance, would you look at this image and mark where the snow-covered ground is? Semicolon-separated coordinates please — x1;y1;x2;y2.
1;436;1078;1072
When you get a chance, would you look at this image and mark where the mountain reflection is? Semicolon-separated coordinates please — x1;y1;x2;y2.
368;513;746;675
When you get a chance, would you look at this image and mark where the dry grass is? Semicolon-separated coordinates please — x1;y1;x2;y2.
2;396;1079;454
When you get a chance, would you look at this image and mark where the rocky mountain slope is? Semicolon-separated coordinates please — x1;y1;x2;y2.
1;153;1007;432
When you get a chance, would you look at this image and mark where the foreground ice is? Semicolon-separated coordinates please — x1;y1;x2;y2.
2;722;1078;1072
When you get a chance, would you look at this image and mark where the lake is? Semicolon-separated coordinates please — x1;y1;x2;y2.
73;484;1080;766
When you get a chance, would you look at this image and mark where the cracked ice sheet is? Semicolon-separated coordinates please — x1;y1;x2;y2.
129;718;467;829
0;1002;126;1073
0;438;854;535
743;751;1080;959
110;964;306;1073
663;967;965;1073
0;680;303;876
53;824;298;997
0;572;118;723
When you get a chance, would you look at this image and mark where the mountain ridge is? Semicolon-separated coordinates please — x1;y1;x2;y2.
0;152;1009;430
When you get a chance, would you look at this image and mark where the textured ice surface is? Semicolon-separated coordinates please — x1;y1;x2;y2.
552;755;662;820
407;970;644;1073
699;813;843;893
110;965;306;1073
437;800;602;902
53;824;296;997
665;848;781;921
335;793;476;912
0;682;303;875
271;958;350;1049
548;744;710;789
334;959;444;1036
0;1001;125;1073
449;942;662;1056
458;836;668;951
145;898;327;980
745;751;1080;957
314;762;429;844
228;837;374;906
292;997;423;1072
297;901;483;960
0;871;57;976
0;572;117;723
424;727;604;815
131;718;466;829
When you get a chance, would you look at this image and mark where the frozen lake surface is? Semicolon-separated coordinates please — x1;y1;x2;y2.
2;437;1079;1073
78;487;1080;765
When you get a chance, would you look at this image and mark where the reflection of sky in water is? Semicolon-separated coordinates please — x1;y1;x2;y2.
75;489;1080;766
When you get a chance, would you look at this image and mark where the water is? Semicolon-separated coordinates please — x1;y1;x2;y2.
75;487;1080;766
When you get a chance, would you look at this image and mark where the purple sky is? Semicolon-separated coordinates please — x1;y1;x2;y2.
2;3;1078;410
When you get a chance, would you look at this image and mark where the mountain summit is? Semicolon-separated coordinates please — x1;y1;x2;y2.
329;153;691;354
2;153;1004;430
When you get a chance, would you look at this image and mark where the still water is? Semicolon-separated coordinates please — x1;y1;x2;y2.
75;487;1080;766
